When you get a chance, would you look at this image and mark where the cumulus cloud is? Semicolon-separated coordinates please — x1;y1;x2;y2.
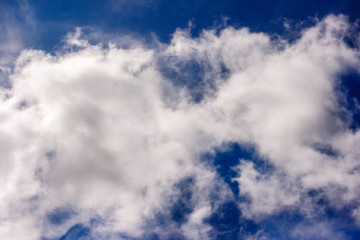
0;14;360;239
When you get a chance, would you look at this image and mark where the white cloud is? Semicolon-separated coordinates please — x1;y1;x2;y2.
0;14;360;239
65;27;89;48
235;160;299;217
291;221;347;240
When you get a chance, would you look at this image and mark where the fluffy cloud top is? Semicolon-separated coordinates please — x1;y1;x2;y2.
0;14;360;239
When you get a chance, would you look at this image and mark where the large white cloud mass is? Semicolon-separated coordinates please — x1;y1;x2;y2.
0;14;360;239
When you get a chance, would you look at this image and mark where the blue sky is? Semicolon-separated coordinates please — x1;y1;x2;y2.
1;1;360;240
2;0;360;50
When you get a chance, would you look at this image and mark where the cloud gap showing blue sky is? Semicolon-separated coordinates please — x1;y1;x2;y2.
1;1;360;240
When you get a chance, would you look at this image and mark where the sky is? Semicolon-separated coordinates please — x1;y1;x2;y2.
0;1;360;240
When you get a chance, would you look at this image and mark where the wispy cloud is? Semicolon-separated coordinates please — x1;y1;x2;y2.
0;0;37;87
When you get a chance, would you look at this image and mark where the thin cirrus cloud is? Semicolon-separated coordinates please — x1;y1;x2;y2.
0;13;360;240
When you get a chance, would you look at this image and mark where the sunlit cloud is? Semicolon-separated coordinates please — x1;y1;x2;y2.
0;13;360;239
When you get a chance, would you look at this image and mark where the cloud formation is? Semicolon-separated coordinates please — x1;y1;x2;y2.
0;14;360;239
